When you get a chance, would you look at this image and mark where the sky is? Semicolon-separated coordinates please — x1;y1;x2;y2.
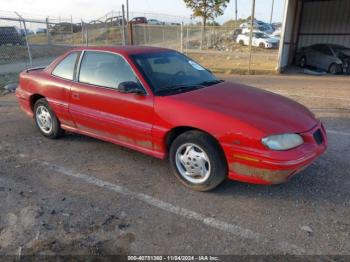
1;0;286;24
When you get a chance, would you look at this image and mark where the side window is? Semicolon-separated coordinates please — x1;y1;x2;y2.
312;44;322;52
320;46;332;56
52;52;79;80
79;51;138;89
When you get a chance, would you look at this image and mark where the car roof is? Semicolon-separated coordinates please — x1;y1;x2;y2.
69;45;173;56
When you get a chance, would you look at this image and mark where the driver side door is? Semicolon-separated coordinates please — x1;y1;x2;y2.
69;51;155;152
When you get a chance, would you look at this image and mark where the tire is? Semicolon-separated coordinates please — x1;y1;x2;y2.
300;56;307;68
169;131;227;191
239;40;244;46
34;98;64;139
329;63;340;75
259;42;265;48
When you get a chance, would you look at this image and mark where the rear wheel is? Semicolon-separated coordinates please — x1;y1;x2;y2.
300;56;307;68
34;98;64;139
239;40;244;46
259;42;265;48
169;131;227;191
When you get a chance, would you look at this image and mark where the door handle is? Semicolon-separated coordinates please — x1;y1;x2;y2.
72;93;80;100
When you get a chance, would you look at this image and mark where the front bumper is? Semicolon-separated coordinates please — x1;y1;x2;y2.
225;122;327;185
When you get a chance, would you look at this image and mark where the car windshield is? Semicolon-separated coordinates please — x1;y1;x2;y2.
331;45;349;54
131;52;221;96
331;44;347;50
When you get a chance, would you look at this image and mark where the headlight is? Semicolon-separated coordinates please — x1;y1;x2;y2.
262;134;303;151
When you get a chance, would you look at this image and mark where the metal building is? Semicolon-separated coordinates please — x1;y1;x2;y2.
278;0;350;71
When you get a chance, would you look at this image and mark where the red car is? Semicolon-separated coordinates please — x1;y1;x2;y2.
16;46;327;191
129;17;148;24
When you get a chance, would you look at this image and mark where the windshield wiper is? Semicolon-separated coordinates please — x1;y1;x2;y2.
198;79;224;86
156;83;206;96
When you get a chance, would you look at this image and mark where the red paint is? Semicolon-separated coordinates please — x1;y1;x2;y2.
16;46;327;185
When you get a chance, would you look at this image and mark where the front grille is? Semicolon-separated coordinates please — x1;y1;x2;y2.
313;129;323;145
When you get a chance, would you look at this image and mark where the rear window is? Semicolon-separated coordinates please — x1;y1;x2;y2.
52;52;79;80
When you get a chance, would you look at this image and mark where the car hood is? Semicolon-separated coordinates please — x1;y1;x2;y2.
161;81;317;135
338;50;350;57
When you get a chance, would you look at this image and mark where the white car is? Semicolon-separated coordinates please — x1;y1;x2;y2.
271;29;281;39
236;32;280;49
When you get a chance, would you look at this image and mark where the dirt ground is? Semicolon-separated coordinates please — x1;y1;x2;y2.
0;74;349;257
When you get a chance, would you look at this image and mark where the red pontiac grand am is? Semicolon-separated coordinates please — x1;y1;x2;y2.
16;46;327;191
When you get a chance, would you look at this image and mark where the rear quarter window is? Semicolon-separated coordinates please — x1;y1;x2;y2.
52;52;79;80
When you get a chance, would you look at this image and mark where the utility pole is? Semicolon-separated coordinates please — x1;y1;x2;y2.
248;0;256;74
270;0;275;24
126;0;129;22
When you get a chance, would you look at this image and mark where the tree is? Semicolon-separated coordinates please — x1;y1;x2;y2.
184;0;230;27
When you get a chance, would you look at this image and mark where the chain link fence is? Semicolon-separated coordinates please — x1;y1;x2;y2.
130;24;279;74
0;7;283;77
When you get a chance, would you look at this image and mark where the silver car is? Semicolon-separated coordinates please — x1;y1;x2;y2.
297;44;350;74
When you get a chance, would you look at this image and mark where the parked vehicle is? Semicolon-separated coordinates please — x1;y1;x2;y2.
25;29;35;35
36;28;47;34
16;46;327;191
240;20;273;34
0;26;24;46
242;28;264;35
272;22;282;31
271;29;281;39
236;32;279;49
130;17;148;24
148;19;162;25
232;28;242;41
106;16;127;26
49;23;82;35
297;44;350;74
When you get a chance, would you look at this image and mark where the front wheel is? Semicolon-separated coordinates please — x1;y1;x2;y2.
329;63;341;75
169;131;227;191
34;98;64;139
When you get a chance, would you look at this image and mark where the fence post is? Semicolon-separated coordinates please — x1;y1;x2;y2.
186;26;189;54
85;23;89;46
81;20;84;45
127;23;134;45
200;25;204;50
70;16;74;45
122;4;126;45
105;17;108;45
180;22;184;53
248;0;256;74
143;25;147;44
15;12;32;68
46;17;50;45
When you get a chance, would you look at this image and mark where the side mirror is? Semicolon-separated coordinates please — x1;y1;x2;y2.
118;81;145;95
